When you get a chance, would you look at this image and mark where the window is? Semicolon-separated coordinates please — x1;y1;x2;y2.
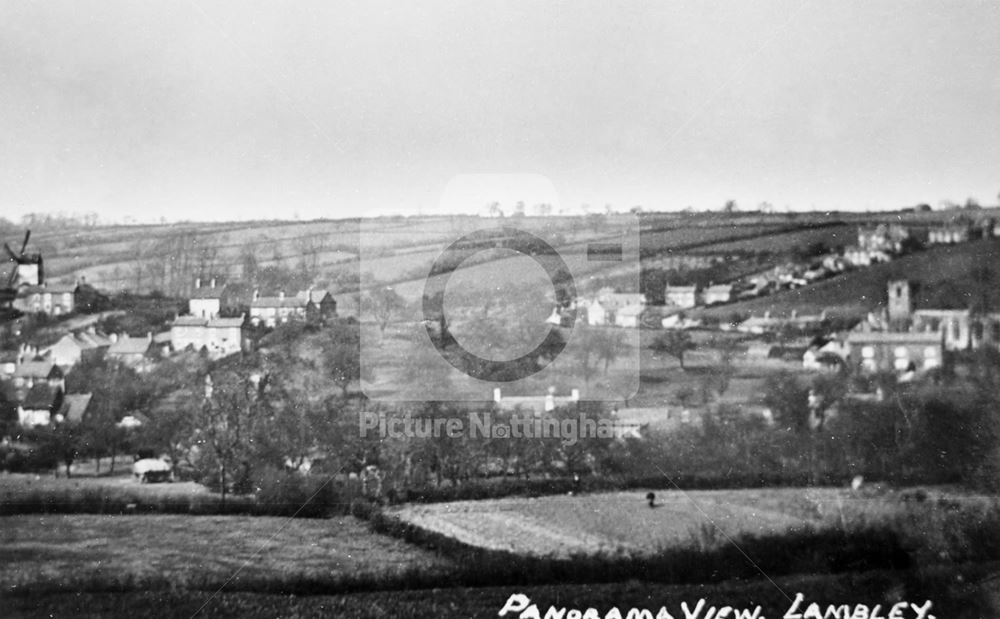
894;346;909;358
861;346;875;358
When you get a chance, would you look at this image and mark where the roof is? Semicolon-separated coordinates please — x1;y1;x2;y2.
616;305;645;317
45;283;78;294
207;316;245;328
60;393;92;423
75;331;113;349
50;331;111;352
190;286;226;300
16;283;76;297
705;284;733;292
108;336;152;355
153;332;172;344
13;360;59;379
0;350;18;364
598;292;645;308
296;289;334;304
22;384;61;410
172;316;208;327
251;296;307;309
847;331;943;345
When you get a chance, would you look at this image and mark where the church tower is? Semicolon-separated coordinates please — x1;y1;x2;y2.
887;279;912;328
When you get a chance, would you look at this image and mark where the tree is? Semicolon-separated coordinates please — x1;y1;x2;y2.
138;356;208;467
573;326;602;385
321;321;365;398
762;371;810;432
723;200;738;214
364;286;406;336
68;356;152;472
594;329;626;374
651;331;695;369
197;367;269;503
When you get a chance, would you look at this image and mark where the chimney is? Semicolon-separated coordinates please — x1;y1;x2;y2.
195;278;201;289
210;278;216;289
278;291;285;300
147;332;153;343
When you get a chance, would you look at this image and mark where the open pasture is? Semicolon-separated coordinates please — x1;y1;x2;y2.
392;486;1000;559
0;514;452;595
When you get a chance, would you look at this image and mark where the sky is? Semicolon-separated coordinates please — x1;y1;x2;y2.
1;0;999;222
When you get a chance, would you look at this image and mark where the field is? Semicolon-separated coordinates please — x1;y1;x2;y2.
0;514;452;595
6;564;1000;619
392;486;1000;559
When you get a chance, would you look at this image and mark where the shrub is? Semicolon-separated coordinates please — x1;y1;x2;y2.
253;467;338;518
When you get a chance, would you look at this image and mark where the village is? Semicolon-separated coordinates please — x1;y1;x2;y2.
2;211;998;450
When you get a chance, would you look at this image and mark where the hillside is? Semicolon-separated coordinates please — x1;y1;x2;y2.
699;238;1000;320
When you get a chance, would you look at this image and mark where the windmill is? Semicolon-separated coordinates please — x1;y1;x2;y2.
4;230;43;288
1;230;41;324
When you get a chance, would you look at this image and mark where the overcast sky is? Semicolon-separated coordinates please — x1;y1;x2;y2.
1;1;999;222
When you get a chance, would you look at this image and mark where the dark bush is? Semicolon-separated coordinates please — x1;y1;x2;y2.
253;467;338;518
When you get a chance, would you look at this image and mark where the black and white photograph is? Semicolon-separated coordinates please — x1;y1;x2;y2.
2;1;1000;617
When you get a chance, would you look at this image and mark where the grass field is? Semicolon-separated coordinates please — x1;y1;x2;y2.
5;563;999;619
0;514;452;596
392;486;1000;560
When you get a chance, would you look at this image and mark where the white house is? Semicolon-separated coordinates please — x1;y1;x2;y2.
614;304;644;328
189;278;225;319
702;284;733;306
170;314;245;358
665;285;699;309
579;298;610;326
